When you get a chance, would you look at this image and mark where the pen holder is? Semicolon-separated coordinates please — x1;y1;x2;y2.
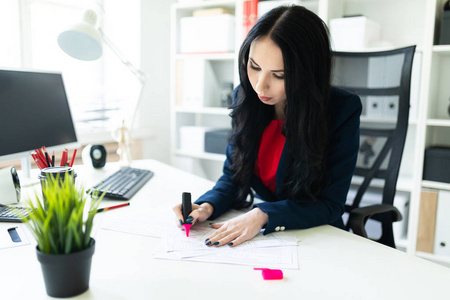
38;167;77;207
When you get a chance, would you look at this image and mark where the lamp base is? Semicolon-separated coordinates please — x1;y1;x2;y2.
113;120;132;167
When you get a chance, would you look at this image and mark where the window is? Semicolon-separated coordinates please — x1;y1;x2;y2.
2;0;141;136
0;0;21;67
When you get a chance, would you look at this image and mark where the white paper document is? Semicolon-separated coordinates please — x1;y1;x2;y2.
100;207;178;238
100;206;300;269
155;228;299;269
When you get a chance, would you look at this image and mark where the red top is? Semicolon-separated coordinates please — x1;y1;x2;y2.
255;119;286;193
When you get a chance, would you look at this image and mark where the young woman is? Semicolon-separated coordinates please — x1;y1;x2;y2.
173;5;362;247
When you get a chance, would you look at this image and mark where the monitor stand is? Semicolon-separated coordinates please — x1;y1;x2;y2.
20;157;40;187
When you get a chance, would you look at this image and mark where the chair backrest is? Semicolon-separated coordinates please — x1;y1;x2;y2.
332;46;416;243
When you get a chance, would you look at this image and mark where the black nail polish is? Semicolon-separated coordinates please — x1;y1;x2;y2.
186;216;194;223
179;220;182;226
228;242;233;246
212;241;219;246
205;238;210;242
205;241;211;245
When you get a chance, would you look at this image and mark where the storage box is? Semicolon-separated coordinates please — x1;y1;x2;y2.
204;129;231;154
365;96;399;120
439;10;450;45
423;147;450;183
180;59;219;107
330;16;381;51
258;1;300;18
343;185;410;240
434;190;450;257
180;14;235;53
381;96;399;119
179;126;213;153
366;97;383;118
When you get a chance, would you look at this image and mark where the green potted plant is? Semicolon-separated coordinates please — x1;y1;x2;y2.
23;169;103;298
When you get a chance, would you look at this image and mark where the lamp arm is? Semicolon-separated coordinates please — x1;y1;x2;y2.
99;28;146;84
129;83;145;131
98;28;146;132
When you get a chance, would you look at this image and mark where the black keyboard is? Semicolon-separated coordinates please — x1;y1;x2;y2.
89;167;154;200
0;205;30;223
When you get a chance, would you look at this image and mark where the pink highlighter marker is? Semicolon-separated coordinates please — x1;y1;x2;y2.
181;192;192;237
254;268;284;280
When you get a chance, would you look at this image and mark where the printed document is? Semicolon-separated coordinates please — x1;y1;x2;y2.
100;205;300;269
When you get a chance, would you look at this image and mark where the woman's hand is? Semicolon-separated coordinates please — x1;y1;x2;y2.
205;208;268;247
173;202;214;228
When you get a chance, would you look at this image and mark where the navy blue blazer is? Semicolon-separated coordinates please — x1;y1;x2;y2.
195;87;362;235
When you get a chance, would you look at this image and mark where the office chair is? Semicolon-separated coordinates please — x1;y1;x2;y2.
332;46;416;248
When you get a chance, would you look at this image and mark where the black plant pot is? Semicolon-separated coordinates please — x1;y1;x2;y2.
36;239;95;298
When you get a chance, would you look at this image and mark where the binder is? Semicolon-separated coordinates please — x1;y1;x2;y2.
243;0;258;37
416;189;438;253
181;59;219;108
434;190;450;256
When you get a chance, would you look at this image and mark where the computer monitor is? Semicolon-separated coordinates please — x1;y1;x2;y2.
0;68;80;177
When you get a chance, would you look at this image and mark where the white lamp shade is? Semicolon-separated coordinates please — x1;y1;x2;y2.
57;10;103;61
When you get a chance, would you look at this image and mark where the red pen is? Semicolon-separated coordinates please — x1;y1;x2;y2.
96;203;130;213
69;149;77;167
60;149;68;166
35;148;47;167
32;154;46;169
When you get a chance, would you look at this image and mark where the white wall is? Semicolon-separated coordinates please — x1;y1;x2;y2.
139;0;176;164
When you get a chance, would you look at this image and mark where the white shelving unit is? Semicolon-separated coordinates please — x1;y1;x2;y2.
170;0;240;180
170;0;450;266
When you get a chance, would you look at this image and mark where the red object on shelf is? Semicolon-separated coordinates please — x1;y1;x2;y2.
243;0;258;38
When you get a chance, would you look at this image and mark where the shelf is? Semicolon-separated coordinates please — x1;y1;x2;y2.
175;149;226;161
340;45;424;53
426;119;450;127
174;0;236;10
360;116;396;124
351;175;413;192
175;106;231;115
422;180;450;191
416;251;450;267
432;45;450;55
360;116;418;125
396;238;408;250
175;53;235;60
78;126;155;145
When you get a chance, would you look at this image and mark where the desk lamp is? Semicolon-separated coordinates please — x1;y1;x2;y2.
57;9;145;166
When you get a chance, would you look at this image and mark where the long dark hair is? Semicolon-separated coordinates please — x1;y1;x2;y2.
230;5;332;209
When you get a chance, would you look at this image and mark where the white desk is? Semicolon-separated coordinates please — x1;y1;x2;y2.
1;160;449;300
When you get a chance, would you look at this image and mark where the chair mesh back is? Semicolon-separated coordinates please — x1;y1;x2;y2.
332;46;415;212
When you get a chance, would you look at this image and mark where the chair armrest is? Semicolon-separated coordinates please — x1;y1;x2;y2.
348;204;402;238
